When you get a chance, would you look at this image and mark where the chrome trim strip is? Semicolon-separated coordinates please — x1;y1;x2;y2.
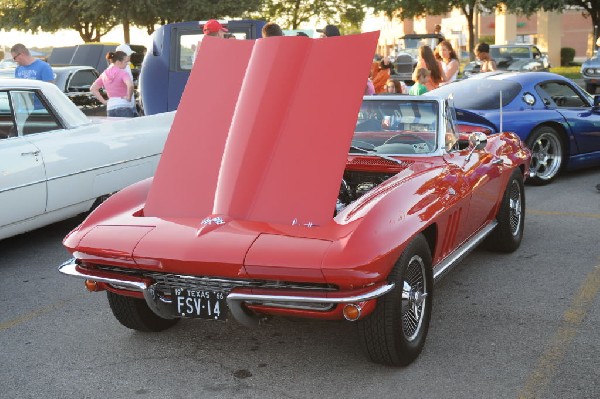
0;199;91;229
46;153;160;182
59;257;394;328
58;258;149;291
0;153;159;194
226;283;395;327
0;180;46;194
432;221;497;282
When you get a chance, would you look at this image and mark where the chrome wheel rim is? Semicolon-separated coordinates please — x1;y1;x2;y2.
529;131;562;181
508;179;522;236
401;255;428;341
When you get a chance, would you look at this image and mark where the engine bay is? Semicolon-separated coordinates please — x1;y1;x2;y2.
336;170;395;214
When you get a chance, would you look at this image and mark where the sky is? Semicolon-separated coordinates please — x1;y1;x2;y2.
0;26;154;55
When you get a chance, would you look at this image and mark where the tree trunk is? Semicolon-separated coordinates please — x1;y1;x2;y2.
123;19;131;44
292;0;301;29
462;6;476;61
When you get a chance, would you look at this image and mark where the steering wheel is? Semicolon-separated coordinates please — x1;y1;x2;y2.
551;96;565;107
383;133;428;145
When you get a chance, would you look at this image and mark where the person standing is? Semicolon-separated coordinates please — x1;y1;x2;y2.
90;51;134;117
415;45;444;91
10;43;54;83
318;24;341;38
115;43;138;116
262;22;283;37
475;43;497;72
372;56;395;94
202;19;228;38
365;78;375;95
433;24;445;44
436;40;459;85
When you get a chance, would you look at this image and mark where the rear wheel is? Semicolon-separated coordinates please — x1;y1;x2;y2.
526;126;563;185
107;291;180;332
485;170;525;253
358;234;433;366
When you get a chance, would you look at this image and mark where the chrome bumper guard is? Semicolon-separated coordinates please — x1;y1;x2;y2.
59;258;395;327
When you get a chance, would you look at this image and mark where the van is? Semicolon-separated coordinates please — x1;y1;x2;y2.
139;20;265;115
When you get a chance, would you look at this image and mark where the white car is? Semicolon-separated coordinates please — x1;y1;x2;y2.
0;78;174;240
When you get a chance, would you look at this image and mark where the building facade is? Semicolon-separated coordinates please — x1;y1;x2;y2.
368;8;596;63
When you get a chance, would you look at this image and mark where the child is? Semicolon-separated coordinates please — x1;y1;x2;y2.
409;68;430;95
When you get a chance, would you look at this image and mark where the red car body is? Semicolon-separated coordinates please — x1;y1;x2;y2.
59;32;531;366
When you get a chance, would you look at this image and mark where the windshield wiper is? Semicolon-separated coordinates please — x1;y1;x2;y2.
348;145;404;165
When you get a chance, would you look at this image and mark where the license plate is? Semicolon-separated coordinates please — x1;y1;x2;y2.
172;288;227;321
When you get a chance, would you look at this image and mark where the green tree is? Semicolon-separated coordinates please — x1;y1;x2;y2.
0;0;263;43
0;0;117;42
255;0;365;31
125;0;263;36
444;1;498;59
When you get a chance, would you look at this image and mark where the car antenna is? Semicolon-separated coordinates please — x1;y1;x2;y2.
499;90;503;133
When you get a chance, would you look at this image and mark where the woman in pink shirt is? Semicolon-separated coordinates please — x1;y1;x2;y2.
91;51;134;117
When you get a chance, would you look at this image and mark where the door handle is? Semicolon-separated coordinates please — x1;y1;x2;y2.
21;150;40;156
492;158;504;165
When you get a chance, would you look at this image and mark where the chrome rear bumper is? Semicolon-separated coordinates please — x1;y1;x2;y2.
59;258;394;327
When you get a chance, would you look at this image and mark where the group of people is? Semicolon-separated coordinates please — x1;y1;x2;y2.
367;38;496;97
260;21;340;38
10;42;138;118
11;22;496;117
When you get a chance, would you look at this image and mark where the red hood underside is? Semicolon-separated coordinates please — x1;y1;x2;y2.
144;32;380;227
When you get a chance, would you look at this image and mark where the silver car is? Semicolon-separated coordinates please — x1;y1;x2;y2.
463;44;550;77
581;52;600;94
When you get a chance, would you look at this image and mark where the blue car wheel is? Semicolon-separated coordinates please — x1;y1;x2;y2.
526;125;563;185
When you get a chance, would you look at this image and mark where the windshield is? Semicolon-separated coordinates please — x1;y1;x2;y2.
429;79;521;110
398;37;439;51
491;46;531;59
353;99;439;155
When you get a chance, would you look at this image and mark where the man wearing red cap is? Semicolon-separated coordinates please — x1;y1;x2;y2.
202;19;228;38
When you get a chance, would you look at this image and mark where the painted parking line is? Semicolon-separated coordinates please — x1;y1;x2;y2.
518;262;600;399
0;299;71;332
528;210;600;219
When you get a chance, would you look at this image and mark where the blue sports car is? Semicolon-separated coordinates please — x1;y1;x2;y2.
429;72;600;185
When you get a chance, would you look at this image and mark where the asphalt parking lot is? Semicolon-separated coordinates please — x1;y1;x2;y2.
1;167;599;399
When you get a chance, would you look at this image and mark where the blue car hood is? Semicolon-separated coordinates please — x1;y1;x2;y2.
455;108;498;132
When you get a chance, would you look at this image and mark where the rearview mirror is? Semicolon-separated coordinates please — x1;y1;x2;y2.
469;132;488;151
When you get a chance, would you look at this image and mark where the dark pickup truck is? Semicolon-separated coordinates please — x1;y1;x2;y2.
139;20;265;115
48;43;146;75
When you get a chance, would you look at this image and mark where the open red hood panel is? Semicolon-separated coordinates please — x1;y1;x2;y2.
144;37;255;218
145;32;379;227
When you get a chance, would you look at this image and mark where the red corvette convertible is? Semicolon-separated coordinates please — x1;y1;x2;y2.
58;33;531;366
